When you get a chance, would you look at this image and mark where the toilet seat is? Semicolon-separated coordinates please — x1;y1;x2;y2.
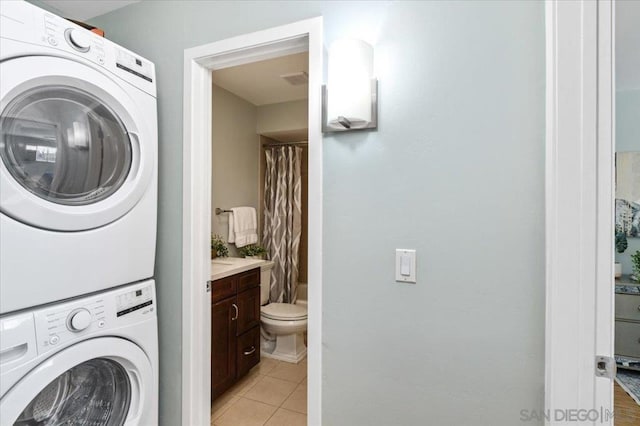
261;303;307;321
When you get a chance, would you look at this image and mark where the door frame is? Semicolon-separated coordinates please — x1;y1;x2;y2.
181;17;323;426
545;0;614;422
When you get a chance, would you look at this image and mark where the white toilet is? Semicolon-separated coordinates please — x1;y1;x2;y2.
260;261;307;363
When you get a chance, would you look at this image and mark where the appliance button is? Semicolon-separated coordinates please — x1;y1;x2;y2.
67;308;92;332
64;28;91;53
49;335;60;345
97;320;105;328
98;57;105;65
47;37;58;46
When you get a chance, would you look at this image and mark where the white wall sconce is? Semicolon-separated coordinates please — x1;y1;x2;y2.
322;39;378;133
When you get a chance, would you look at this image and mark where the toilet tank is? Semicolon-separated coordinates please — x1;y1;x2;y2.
260;261;275;305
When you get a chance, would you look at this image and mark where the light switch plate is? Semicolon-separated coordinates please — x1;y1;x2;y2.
395;249;416;283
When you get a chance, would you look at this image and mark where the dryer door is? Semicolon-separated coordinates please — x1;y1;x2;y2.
0;338;153;426
0;55;155;231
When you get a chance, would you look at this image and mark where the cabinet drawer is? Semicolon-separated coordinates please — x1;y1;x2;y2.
212;276;236;303
615;294;640;321
237;268;260;293
615;321;640;358
237;326;260;378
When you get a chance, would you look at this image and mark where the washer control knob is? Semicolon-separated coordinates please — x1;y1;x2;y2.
67;309;92;332
65;28;91;52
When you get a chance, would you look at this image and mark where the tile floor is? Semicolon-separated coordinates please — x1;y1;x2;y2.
211;357;307;426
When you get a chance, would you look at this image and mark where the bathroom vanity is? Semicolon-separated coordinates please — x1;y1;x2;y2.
211;258;264;399
615;276;640;368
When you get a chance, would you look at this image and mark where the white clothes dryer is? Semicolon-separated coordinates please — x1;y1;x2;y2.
0;1;158;314
0;280;158;425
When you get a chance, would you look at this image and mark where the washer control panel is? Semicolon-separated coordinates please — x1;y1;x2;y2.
40;11;155;88
35;297;107;352
0;1;156;96
32;281;155;356
42;12;106;66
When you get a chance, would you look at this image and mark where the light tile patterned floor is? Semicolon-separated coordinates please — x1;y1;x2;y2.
211;357;307;426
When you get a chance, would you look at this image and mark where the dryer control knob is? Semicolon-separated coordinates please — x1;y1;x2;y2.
67;309;92;332
65;28;91;53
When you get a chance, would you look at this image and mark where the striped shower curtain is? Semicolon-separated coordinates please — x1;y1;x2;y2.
262;146;302;304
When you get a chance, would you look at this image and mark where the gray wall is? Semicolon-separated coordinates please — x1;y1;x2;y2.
616;89;640;274
211;85;259;257
90;1;545;425
26;0;61;14
256;99;308;135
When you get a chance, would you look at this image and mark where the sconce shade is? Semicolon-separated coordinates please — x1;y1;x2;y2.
325;39;376;131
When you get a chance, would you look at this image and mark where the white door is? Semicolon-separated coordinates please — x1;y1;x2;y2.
0;55;154;231
545;1;614;423
0;338;153;425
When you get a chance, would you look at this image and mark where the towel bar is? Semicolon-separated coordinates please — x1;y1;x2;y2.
215;208;232;215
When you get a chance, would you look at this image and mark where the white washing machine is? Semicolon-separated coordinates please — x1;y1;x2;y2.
0;280;158;425
0;1;158;314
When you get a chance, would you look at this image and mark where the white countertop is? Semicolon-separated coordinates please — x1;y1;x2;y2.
210;257;268;281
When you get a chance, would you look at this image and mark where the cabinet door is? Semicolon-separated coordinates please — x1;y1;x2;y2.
615;294;640;321
211;297;237;400
615;321;640;358
236;286;261;336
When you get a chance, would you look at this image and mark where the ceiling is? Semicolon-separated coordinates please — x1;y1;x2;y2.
617;0;640;91
41;0;139;20
213;52;309;106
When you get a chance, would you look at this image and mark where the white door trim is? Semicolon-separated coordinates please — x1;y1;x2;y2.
181;17;323;426
545;0;614;423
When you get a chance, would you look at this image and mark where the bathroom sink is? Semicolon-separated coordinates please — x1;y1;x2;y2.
211;257;268;281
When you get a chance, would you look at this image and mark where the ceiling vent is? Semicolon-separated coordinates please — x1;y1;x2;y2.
280;71;308;86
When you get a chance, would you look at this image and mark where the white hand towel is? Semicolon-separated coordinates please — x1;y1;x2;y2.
229;207;257;248
227;212;236;243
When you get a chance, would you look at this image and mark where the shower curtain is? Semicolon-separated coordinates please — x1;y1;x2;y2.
263;146;302;304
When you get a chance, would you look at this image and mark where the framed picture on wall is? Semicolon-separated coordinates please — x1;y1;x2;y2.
616;152;640;237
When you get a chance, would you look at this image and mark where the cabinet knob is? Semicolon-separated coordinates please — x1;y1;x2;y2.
637;305;640;311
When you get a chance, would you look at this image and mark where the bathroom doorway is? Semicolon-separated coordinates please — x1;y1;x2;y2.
182;18;323;426
209;53;310;424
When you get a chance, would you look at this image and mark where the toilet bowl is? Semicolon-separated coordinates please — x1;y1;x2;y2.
260;261;307;363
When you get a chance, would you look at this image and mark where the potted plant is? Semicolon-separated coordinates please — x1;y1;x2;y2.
631;250;640;282
238;244;267;259
615;226;628;278
211;234;229;259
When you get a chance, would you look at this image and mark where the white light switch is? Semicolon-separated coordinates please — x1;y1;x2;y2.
395;249;416;283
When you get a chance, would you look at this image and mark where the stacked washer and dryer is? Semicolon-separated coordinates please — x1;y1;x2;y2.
0;2;159;424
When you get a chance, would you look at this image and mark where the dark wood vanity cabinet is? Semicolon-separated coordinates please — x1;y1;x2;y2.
211;268;261;400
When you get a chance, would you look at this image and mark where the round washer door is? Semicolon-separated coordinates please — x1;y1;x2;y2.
0;337;153;426
0;55;155;231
